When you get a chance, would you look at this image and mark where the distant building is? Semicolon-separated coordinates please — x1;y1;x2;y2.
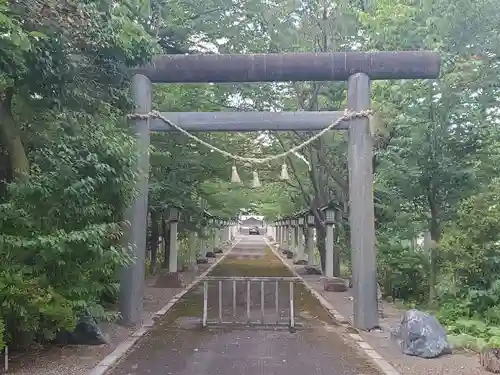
238;215;264;234
240;216;263;228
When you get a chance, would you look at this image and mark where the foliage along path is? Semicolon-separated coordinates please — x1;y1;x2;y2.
107;235;381;375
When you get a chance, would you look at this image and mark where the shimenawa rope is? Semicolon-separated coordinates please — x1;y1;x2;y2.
126;109;373;165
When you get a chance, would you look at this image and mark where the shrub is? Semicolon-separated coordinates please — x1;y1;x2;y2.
0;118;136;349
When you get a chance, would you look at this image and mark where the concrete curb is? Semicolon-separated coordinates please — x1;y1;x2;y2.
264;238;401;375
86;237;242;375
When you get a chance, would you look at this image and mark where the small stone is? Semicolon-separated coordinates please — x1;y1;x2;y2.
304;265;322;275
323;277;348;292
293;259;308;265
154;271;183;288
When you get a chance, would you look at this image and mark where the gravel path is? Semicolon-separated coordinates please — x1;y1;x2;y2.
292;264;489;375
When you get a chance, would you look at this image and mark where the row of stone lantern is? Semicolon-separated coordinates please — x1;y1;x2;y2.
270;203;339;278
121;206;237;325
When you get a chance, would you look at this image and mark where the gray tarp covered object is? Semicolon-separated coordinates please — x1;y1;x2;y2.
391;309;451;358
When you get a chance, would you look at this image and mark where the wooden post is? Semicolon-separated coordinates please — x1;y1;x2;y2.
347;73;379;330
119;74;151;326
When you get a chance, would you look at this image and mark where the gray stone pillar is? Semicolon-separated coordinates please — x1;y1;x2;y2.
296;218;305;260
324;210;335;278
120;74;151;326
168;220;178;273
348;72;379;330
200;227;206;254
211;226;217;249
281;222;288;248
290;220;296;253
307;224;315;265
188;231;197;271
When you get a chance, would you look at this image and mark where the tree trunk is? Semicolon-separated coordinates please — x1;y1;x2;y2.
427;185;441;307
0;89;29;181
150;211;160;274
316;224;326;273
332;208;342;277
162;214;171;268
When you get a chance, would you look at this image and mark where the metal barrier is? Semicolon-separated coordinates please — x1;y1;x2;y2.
201;276;301;329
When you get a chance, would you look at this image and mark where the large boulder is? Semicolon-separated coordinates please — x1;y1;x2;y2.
55;313;108;345
391;309;451;358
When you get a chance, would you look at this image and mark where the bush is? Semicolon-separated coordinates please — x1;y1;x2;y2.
0;118;136;349
377;241;429;303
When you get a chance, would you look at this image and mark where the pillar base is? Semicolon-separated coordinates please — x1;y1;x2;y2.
154;271;184;288
322;277;348;292
304;265;322;275
186;264;198;272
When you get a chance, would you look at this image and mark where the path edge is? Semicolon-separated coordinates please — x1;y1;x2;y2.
86;237;242;375
264;237;401;375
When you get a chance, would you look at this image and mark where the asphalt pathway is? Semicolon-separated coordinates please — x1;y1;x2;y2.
107;236;381;375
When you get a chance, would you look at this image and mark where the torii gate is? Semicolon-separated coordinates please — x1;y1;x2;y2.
120;51;440;330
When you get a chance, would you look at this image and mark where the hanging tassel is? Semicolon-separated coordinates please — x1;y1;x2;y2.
280;162;289;180
231;164;241;183
252;170;261;188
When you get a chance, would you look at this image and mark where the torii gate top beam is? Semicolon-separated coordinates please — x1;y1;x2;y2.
131;51;440;84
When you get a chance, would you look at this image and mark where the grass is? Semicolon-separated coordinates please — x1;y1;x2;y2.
155;245;336;326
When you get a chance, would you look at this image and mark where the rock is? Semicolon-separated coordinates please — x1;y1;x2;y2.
214;247;223;254
55;313;108;345
322;277;348;292
196;257;209;264
391;309;451;358
480;348;500;373
206;251;216;258
293;259;308;265
304;265;322;275
286;251;294;259
154;271;183;288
